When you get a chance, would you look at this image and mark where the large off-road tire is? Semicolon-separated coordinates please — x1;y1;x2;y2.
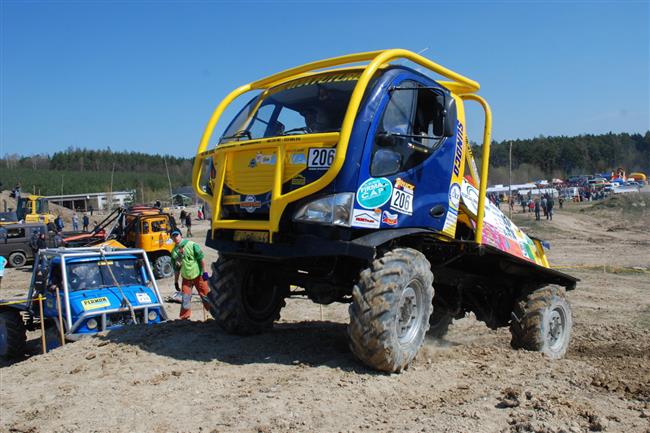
8;251;27;268
206;256;287;335
428;308;453;338
153;255;174;279
348;248;434;372
510;285;572;359
0;310;27;359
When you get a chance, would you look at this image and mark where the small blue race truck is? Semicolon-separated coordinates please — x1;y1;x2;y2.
0;247;168;359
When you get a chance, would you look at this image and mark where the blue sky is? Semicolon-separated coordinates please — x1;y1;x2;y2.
1;0;648;157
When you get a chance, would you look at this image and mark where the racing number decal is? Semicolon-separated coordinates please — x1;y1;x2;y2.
308;148;335;170
390;178;414;215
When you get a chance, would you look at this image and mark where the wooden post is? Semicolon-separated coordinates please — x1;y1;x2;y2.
38;296;46;354
55;288;66;345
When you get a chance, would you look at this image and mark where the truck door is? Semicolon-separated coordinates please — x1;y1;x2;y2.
357;75;462;234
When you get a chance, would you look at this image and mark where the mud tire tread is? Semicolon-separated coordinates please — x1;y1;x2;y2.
206;256;286;335
348;248;434;373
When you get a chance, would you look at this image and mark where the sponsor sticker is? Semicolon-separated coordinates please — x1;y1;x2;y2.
81;296;111;311
240;195;262;213
389;178;414;215
351;209;381;229
291;175;306;186
356;177;393;209
256;153;276;165
449;182;461;210
307;148;336;170
382;210;398;226
291;153;307;165
136;293;152;304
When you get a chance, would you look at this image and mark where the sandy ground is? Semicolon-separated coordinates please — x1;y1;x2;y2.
1;196;649;433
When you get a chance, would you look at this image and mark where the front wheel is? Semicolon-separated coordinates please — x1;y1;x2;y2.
348;248;434;373
0;310;27;359
153;255;174;279
510;286;573;359
206;257;288;335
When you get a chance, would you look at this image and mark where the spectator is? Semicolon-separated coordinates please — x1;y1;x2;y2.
54;231;64;247
72;213;79;231
0;225;7;244
55;214;64;232
179;209;186;228
82;214;89;232
185;212;192;237
534;199;541;221
547;196;555;220
541;196;548;218
559;197;564;209
89;205;94;216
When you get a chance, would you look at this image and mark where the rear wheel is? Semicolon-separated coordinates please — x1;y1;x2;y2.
206;256;288;335
0;310;27;359
510;286;572;359
153;255;174;279
348;248;434;372
8;251;27;268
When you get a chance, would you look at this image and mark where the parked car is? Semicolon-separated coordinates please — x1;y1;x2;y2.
0;223;53;267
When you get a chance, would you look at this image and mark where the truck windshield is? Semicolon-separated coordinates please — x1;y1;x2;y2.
67;258;146;291
219;71;360;144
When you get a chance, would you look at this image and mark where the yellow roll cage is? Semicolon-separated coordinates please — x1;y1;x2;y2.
193;48;492;243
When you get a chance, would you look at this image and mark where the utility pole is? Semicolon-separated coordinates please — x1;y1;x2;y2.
508;141;513;218
163;157;173;206
109;163;115;211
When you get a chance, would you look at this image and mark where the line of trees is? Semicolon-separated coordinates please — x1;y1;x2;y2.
1;131;649;195
476;132;650;184
1;148;194;199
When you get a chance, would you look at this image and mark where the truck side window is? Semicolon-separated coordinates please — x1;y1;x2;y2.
371;80;446;177
7;228;25;239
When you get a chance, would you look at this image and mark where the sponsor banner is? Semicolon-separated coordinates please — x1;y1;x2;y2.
356;177;392;209
460;179;541;264
381;210;398;226
136;293;152;304
390;178;414;215
351;209;381;229
81;297;111;311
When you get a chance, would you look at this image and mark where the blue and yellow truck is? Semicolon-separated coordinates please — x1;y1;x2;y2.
193;49;578;372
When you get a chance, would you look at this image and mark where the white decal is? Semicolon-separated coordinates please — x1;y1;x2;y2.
389;178;414;215
307;148;335;170
136;293;152;304
351;209;380;229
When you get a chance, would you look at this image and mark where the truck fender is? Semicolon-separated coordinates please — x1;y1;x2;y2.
351;228;436;248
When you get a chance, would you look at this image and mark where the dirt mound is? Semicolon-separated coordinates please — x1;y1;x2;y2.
585;192;649;214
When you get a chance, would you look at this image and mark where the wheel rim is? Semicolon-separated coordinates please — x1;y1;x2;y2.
242;272;279;320
0;320;7;356
12;254;26;267
396;280;423;345
547;306;567;351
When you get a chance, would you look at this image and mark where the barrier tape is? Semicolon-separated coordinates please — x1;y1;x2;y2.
0;296;44;307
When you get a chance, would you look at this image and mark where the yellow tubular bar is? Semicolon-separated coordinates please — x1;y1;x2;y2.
192;49;481;236
460;94;492;245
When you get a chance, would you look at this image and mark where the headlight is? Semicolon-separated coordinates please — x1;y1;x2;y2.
148;311;158;322
87;318;98;330
293;193;353;227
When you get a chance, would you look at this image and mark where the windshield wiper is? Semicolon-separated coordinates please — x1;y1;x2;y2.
222;130;252;141
282;126;312;135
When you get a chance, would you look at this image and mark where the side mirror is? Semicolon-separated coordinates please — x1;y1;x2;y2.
442;96;457;137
